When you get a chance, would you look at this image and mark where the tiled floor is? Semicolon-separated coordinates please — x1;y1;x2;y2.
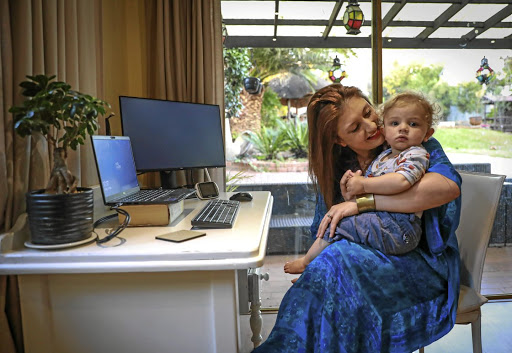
481;246;512;296
240;299;512;353
260;246;512;309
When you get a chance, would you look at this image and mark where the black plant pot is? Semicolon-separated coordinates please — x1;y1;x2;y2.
26;187;94;245
244;77;262;94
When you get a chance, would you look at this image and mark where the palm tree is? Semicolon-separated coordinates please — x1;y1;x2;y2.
250;48;334;83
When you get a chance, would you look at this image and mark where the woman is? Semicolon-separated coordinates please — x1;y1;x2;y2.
254;84;461;352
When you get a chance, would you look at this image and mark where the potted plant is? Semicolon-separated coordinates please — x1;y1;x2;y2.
9;74;110;245
243;77;262;94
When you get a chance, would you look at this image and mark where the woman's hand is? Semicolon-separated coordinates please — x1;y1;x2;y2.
316;200;358;239
340;169;363;201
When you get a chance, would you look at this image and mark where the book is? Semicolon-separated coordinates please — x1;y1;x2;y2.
118;200;184;226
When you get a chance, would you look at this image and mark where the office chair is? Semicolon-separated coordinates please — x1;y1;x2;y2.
420;171;505;353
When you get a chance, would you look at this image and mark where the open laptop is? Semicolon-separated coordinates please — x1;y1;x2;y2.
91;135;195;206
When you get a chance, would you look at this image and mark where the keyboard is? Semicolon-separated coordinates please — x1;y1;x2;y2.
114;188;196;204
191;199;240;229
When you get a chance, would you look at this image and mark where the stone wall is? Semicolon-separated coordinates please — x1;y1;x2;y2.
227;160;308;173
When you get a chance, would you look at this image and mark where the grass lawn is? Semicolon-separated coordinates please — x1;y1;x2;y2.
433;127;512;158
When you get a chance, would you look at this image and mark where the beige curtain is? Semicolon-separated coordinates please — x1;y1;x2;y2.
1;1;225;351
0;1;104;352
144;0;225;188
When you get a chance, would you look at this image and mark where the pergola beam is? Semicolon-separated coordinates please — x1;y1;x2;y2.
417;0;470;40
382;0;406;30
323;0;345;39
223;19;512;28
222;0;512;3
462;4;512;42
273;0;279;41
224;36;512;49
222;0;512;50
372;0;383;104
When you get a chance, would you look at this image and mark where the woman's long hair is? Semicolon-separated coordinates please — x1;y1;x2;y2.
307;84;380;209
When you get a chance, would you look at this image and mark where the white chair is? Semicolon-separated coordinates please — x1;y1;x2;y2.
420;171;505;353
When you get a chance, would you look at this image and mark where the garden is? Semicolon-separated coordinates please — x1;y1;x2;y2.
224;48;512;175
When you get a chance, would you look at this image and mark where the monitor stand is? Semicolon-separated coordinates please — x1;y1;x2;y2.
160;171;178;189
160;169;210;189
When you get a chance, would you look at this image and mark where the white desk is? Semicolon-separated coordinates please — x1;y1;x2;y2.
0;190;273;353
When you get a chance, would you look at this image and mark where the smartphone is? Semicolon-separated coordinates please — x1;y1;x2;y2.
156;230;206;243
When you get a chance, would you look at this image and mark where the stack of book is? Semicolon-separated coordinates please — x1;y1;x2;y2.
118;200;184;226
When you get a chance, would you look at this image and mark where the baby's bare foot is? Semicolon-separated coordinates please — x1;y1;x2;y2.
291;277;299;284
284;257;307;274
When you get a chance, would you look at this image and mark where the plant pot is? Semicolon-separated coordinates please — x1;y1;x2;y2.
26;187;94;245
469;116;482;125
243;77;262;94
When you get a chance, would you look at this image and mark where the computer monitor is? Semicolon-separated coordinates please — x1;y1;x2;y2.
119;96;226;173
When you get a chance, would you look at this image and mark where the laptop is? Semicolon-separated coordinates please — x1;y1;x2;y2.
91;135;195;206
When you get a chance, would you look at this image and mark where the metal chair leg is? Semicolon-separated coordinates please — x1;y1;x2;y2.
471;312;483;353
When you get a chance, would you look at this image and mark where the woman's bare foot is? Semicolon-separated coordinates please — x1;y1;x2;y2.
284;257;308;274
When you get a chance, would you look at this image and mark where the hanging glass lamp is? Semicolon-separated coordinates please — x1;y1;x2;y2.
343;0;364;35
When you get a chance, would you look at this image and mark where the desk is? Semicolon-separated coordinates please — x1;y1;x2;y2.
0;190;273;353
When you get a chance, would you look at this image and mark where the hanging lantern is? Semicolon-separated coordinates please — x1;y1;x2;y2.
343;0;364;35
328;56;347;83
476;56;495;85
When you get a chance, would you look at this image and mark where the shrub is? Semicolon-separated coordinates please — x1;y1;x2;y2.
277;119;309;158
244;126;288;160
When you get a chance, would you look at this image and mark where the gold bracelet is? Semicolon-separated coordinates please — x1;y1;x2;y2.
356;193;376;213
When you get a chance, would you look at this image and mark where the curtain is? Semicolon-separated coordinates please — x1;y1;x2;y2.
0;1;104;352
1;1;225;351
144;0;225;188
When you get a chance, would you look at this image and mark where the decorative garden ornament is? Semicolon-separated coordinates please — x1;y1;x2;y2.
476;56;495;85
328;56;347;83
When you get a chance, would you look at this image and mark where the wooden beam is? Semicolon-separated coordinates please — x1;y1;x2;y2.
224;36;512;49
382;0;406;30
222;0;512;3
372;0;383;104
224;18;512;29
273;0;279;41
462;4;512;41
323;0;345;39
417;0;470;40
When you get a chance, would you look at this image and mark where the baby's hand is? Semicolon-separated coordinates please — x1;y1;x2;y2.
345;170;355;180
345;175;366;200
340;170;363;201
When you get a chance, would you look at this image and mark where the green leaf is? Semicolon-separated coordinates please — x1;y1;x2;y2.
10;73;111;160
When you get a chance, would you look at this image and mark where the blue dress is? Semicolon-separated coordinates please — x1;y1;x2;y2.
253;138;461;353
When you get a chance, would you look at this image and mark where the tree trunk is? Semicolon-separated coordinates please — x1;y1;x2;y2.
230;87;264;137
45;147;78;194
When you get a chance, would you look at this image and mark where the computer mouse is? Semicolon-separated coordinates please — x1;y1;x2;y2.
229;192;253;202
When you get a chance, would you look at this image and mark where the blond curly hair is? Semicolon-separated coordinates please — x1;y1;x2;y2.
378;91;441;129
